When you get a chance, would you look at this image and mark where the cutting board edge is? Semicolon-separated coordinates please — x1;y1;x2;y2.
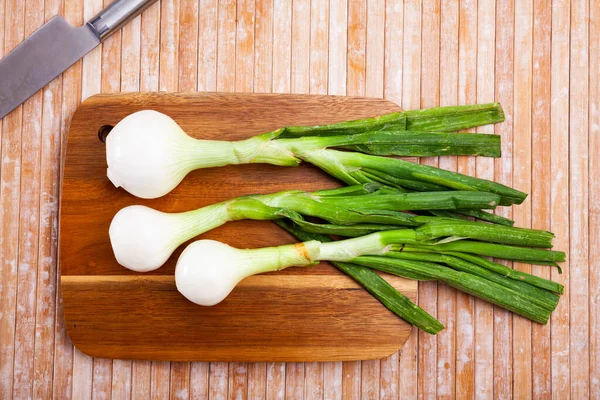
62;319;412;363
72;91;403;112
64;346;411;363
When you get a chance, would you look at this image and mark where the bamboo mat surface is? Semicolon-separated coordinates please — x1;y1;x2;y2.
0;0;598;398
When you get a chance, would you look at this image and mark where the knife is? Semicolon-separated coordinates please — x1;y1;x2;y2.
0;0;159;120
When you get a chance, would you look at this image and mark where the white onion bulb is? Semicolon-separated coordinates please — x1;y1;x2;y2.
106;110;198;199
109;205;186;272
105;110;299;199
175;239;321;306
109;203;231;272
175;240;245;306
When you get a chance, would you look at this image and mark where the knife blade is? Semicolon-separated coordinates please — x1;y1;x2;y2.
0;0;158;120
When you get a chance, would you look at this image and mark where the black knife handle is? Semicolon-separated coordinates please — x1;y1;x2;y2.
88;0;159;40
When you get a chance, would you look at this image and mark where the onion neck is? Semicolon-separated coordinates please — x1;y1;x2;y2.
172;196;293;250
237;241;322;276
173;203;233;246
184;131;301;170
318;229;419;261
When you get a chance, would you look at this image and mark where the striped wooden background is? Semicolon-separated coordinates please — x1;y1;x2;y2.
0;0;597;399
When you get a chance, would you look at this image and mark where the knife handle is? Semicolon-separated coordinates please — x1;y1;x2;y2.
88;0;159;40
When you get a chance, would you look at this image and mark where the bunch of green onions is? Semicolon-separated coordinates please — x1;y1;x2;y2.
106;102;565;334
111;182;564;333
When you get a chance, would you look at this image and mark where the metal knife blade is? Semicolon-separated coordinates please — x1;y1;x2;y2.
0;0;158;120
0;17;99;119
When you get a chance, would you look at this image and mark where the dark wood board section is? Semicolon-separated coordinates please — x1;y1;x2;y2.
60;92;417;361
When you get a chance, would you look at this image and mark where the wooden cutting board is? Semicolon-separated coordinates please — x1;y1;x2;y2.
60;92;417;362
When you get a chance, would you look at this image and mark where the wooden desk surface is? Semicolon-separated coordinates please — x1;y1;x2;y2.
0;0;596;398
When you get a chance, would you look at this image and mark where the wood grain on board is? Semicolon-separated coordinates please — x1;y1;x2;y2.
60;92;415;362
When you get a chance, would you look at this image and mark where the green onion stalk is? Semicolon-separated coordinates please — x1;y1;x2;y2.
280;102;505;137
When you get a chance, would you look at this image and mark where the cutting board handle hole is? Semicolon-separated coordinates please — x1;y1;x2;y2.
98;125;114;143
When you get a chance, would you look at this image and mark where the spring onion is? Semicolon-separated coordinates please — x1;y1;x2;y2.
110;183;505;272
173;225;564;321
105;104;505;198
